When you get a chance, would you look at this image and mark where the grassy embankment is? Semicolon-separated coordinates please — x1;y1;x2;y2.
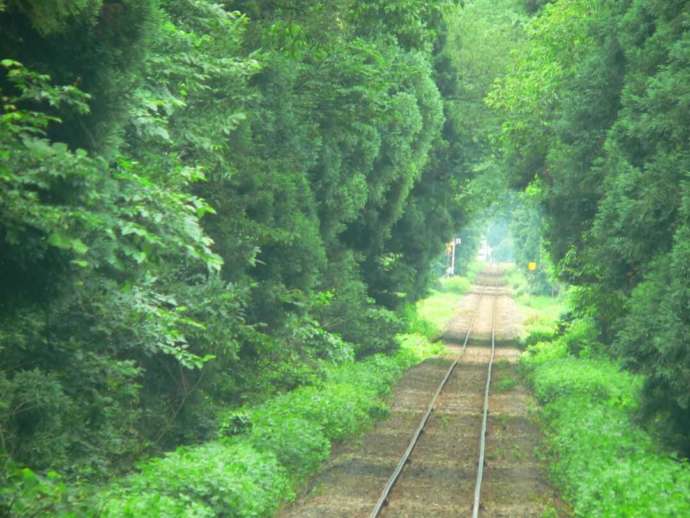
10;271;477;517
514;272;690;516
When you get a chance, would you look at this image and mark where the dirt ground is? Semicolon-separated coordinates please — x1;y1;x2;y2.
278;269;562;517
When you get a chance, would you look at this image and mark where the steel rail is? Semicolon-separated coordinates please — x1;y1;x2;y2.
471;294;497;518
369;294;482;518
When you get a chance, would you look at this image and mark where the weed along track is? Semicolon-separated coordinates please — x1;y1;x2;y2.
279;268;559;518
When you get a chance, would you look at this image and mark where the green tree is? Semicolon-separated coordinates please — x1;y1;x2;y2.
491;0;690;452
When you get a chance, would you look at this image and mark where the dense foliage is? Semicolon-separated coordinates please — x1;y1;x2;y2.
0;0;519;505
2;335;442;516
522;317;690;517
491;0;690;452
11;0;690;513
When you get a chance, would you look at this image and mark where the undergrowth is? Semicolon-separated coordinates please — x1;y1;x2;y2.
94;335;442;516
2;271;468;517
3;332;443;517
521;307;690;517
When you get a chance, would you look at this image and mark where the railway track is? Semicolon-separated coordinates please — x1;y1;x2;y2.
279;267;558;518
370;272;503;518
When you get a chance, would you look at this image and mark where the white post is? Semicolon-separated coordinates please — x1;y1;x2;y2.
450;240;456;275
450;238;461;275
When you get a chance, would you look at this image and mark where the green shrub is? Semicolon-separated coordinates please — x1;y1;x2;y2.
522;322;559;347
559;317;603;357
326;353;410;395
414;270;478;337
402;303;437;339
532;358;641;411
0;464;87;517
86;335;437;517
355;308;406;357
101;493;214;517
263;384;375;441
544;398;690;517
521;339;568;370
523;318;690;517
100;442;293;518
248;416;330;482
495;376;518;393
516;291;565;348
0;370;74;471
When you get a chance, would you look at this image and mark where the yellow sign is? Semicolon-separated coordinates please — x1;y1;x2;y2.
528;262;537;271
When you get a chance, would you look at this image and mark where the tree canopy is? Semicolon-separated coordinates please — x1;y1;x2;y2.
491;0;690;452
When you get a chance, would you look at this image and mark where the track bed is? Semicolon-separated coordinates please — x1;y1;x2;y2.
279;268;562;517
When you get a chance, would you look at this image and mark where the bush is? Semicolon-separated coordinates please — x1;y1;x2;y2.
532;359;640;411
0;464;87;517
521;339;568;370
248;416;330;482
415;272;476;336
100;442;293;518
559;317;603;357
543;395;690;517
402;303;437;339
255;384;376;442
102;494;214;518
522;322;559;347
522;318;690;517
83;334;437;517
0;370;74;471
